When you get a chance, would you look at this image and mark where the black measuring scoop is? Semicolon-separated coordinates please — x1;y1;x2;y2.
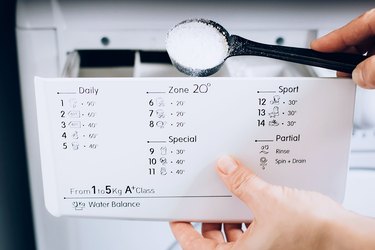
166;19;367;76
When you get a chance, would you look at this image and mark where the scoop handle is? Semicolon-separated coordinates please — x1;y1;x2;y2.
228;35;367;73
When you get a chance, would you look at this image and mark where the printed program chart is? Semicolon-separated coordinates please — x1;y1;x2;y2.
35;77;355;221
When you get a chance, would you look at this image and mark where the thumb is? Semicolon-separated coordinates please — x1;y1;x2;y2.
216;155;272;212
352;55;375;89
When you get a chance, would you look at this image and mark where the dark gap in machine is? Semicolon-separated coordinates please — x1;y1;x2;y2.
78;50;135;67
139;51;172;64
77;50;172;68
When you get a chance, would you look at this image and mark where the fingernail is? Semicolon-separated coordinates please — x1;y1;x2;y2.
352;68;363;85
217;155;238;175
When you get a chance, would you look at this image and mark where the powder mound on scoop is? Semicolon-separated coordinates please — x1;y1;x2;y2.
166;21;229;71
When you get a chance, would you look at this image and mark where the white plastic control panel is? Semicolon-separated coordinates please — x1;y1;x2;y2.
35;77;355;221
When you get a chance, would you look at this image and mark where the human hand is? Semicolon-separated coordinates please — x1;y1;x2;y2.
311;9;375;88
170;156;375;250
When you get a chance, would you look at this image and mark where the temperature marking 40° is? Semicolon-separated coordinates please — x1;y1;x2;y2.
88;133;98;139
175;159;185;164
87;122;97;128
87;112;96;118
175;169;185;174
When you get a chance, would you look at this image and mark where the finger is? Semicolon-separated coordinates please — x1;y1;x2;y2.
352;55;375;89
311;8;375;52
223;223;243;242
202;223;225;243
216;242;236;250
169;222;203;249
216;155;271;214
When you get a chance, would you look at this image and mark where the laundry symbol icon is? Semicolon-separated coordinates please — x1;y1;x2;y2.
270;95;280;105
156;97;165;107
260;157;268;170
155;109;165;119
160;157;167;165
160;167;167;175
260;145;269;154
160;146;167;155
269;119;279;126
156;121;166;129
269;106;279;118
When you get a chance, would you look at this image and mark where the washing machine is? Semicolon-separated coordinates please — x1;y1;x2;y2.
16;0;375;249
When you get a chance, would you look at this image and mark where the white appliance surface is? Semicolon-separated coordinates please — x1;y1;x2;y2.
16;0;375;249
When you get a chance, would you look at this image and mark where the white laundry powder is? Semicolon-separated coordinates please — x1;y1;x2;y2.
166;20;229;73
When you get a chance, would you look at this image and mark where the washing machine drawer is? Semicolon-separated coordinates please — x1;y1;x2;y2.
34;73;355;221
